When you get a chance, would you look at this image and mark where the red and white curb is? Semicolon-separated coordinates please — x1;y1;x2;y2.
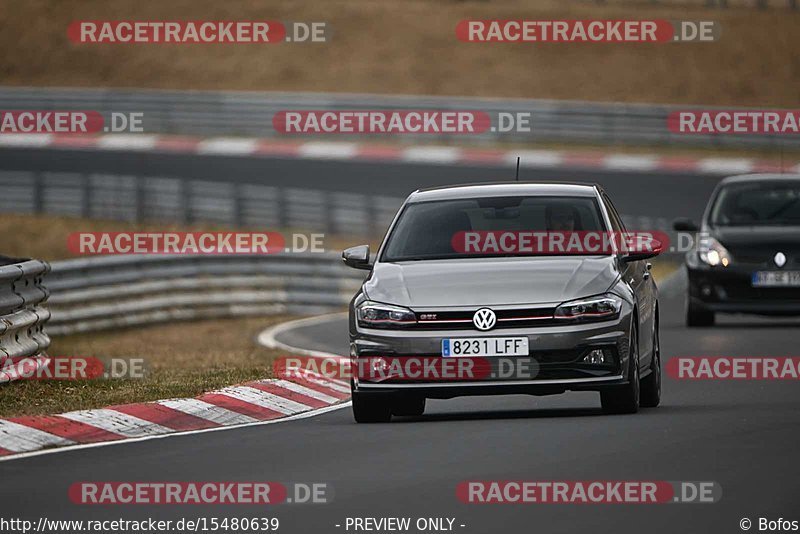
0;133;796;175
0;316;350;461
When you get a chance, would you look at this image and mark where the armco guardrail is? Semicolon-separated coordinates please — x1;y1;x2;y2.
0;86;795;149
45;253;364;335
0;170;402;238
0;170;676;242
0;258;51;383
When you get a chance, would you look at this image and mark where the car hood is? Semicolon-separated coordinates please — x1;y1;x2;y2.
364;256;620;308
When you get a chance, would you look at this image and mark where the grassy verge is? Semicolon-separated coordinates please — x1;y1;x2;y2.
0;316;303;418
0;0;797;106
0;213;372;262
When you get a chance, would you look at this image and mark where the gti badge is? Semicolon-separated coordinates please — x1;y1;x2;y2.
774;252;787;268
473;308;497;331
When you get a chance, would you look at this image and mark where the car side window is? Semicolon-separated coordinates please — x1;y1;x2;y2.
601;193;633;258
602;194;626;233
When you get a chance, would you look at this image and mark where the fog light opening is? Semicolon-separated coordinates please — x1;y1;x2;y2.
583;349;610;365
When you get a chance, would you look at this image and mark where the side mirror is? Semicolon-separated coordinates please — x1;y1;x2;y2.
622;250;660;263
673;218;698;232
342;245;372;270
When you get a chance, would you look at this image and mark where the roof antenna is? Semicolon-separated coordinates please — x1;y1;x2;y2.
515;156;521;182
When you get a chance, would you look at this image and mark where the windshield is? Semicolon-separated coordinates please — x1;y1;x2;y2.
381;196;607;261
710;181;800;227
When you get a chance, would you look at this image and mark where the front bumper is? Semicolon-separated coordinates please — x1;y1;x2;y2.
350;309;633;398
686;257;800;315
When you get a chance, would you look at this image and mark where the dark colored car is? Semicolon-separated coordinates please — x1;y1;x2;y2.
343;182;661;423
674;174;800;327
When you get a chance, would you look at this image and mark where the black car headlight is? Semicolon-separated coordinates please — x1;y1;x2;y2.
554;294;623;323
356;301;417;328
697;236;732;267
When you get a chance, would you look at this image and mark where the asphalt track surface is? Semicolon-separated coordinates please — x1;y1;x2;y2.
1;271;799;533
1;148;798;532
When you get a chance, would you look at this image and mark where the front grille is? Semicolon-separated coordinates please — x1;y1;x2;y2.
413;307;560;330
726;247;800;269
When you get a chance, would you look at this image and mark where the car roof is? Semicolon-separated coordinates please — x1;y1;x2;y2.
719;173;800;185
407;182;601;203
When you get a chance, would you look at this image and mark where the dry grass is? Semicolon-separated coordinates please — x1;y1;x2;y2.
578;0;794;7
0;0;797;106
0;213;371;262
0;316;306;417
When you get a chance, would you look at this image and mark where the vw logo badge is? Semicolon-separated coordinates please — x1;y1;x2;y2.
774;252;787;268
473;308;497;331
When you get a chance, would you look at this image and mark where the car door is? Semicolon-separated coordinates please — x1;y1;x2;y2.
602;193;655;369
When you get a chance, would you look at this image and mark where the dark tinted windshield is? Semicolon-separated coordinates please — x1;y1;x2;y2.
710;181;800;227
381;196;606;261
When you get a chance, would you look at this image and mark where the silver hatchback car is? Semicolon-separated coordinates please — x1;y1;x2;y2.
343;182;661;423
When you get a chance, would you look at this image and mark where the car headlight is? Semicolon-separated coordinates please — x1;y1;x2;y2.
554;294;623;323
698;236;732;267
356;301;416;328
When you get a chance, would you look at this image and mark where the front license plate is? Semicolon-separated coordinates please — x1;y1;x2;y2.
442;337;528;357
752;271;800;287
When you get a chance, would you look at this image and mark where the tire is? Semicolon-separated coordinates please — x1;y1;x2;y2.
640;321;661;408
686;300;715;327
601;325;640;414
351;384;392;423
392;396;426;417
